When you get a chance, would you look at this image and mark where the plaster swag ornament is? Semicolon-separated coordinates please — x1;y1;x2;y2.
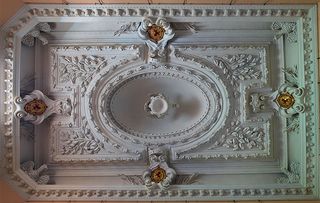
21;161;49;185
271;84;305;117
22;23;52;46
14;90;72;125
142;148;176;190
138;17;174;58
271;22;297;43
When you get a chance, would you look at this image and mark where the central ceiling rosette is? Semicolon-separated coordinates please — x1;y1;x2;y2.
86;63;229;147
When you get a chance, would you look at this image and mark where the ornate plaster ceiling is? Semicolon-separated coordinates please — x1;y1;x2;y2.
0;4;318;201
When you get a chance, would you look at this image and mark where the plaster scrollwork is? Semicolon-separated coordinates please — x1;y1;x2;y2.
138;17;174;58
277;162;300;184
21;161;49;185
14;90;72;125
209;121;265;151
61;120;104;155
142;148;176;190
22;23;52;46
271;22;297;43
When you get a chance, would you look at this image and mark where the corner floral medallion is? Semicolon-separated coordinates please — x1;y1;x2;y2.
142;148;176;190
24;99;48;116
271;84;305;117
138;17;174;58
14;90;72;125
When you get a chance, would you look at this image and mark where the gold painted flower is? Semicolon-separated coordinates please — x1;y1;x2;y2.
147;24;165;43
24;99;48;116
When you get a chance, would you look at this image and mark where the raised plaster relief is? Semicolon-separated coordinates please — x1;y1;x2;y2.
174;173;200;185
119;174;144;185
114;22;140;36
14;90;72;125
138;17;174;58
211;54;261;86
271;22;297;43
22;23;52;46
209;121;265;151
277;162;300;184
271;84;305;117
284;115;300;134
142;148;176;190
283;66;298;85
61;120;104;155
119;173;199;185
21;161;49;185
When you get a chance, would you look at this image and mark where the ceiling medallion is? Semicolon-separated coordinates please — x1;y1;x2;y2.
138;17;174;58
143;148;176;190
150;166;167;183
144;93;170;118
147;24;165;43
14;90;72;125
271;84;305;117
276;92;295;109
24;99;48;116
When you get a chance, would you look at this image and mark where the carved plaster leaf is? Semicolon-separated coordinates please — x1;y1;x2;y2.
174;173;200;185
114;22;140;36
62;121;104;155
210;121;265;151
21;161;49;185
22;23;52;46
277;162;300;184
119;174;144;185
283;115;300;134
59;55;107;96
282;66;298;85
271;22;297;43
212;54;261;86
62;131;104;155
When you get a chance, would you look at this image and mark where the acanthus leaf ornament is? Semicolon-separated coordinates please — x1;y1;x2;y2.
21;161;49;185
14;90;72;125
22;23;52;46
138;17;174;58
142;148;176;190
271;22;297;43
